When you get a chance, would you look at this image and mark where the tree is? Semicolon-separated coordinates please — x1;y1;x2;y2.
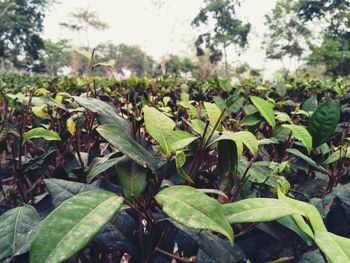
60;8;109;49
158;55;197;76
292;0;350;75
94;43;155;77
0;0;50;72
191;0;250;76
42;39;71;76
263;0;311;75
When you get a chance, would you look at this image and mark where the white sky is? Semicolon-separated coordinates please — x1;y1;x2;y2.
43;0;282;75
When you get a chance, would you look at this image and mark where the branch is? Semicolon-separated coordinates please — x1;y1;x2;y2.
0;0;16;19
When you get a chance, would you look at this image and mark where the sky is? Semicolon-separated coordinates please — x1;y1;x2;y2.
43;0;281;75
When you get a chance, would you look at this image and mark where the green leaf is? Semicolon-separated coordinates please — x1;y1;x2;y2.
155;186;234;243
302;95;318;112
86;152;120;183
169;130;197;152
143;106;175;157
97;124;159;174
226;95;244;114
218;139;237;191
224;131;257;156
314;232;350;263
30;190;124;263
190;119;207;135
74;49;92;61
323;151;341;165
116;157;147;201
222;198;305;224
277;190;327;233
93;59;115;68
44;179;95;207
282;124;312;153
73;96;129;132
175;151;193;183
299;250;325;263
323;147;350;165
250;96;275;128
0;206;40;262
234;131;259;156
87;157;120;183
23;127;60;144
204;102;222;128
275;111;292;124
309;99;340;147
174;222;245;263
286;148;329;175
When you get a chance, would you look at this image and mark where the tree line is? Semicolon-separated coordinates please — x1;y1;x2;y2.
0;0;349;78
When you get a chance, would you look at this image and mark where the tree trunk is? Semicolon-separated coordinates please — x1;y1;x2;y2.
223;44;228;77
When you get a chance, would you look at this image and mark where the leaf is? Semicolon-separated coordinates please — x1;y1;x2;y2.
116;157;147;201
94;211;139;257
23;127;61;144
73;96;129;132
282;124;312;153
241;112;262;127
0;206;40;262
87;158;120;183
143;106;175;157
204;102;222;128
93;59;115;68
32;105;49;119
302;95;318;112
277;190;327;233
169;130;197;152
299;249;325;263
218;139;237;191
66;118;76;136
44;179;96;207
309;99;340;147
323;151;341;165
175;151;194;183
223;131;257;156
314;232;350;263
155;186;234;243
222;198;305;224
275;111;292;124
97;124;159;174
74;49;92;61
219;79;234;92
250;96;275;128
234;131;259;156
286;148;329;175
323;147;350;165
174;223;245;263
30;190;124;263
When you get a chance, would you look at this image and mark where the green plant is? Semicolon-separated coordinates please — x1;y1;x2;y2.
0;73;349;263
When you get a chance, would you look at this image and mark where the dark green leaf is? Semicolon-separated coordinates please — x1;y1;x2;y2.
97;124;159;174
73;96;129;131
309;99;340;147
0;206;40;262
116;157;147;201
286;148;329;175
218;140;237;191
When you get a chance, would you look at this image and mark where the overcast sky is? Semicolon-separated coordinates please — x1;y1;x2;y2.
43;0;281;74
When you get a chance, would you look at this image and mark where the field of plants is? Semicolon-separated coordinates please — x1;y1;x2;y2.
0;72;350;263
